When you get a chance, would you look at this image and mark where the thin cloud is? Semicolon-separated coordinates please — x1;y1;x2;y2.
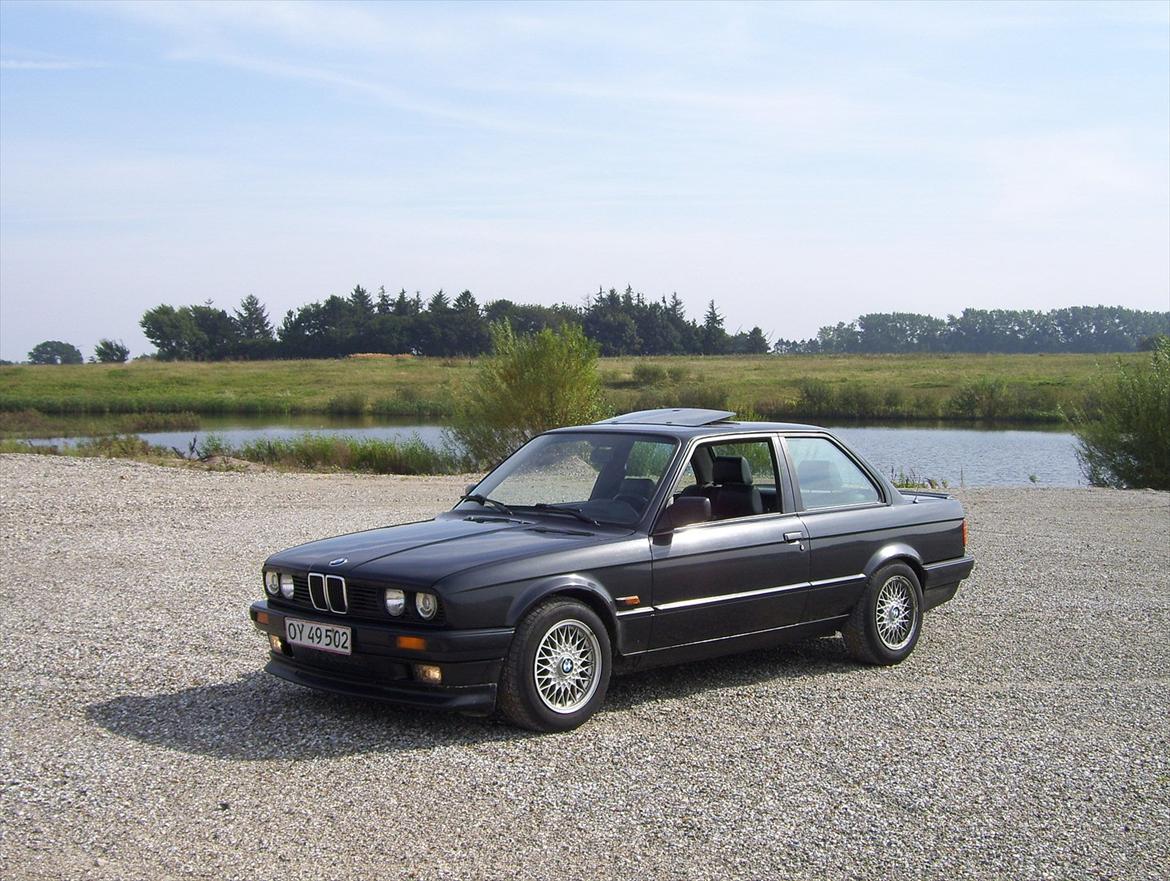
0;59;100;70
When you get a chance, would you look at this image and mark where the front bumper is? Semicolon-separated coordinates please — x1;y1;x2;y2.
249;600;514;714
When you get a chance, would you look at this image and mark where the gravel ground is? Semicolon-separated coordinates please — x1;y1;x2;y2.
1;454;1167;881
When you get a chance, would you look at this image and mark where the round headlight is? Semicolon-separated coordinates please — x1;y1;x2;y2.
280;573;295;599
384;588;405;617
415;591;439;620
264;571;279;596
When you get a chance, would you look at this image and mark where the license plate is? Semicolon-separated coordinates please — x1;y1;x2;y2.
285;618;352;655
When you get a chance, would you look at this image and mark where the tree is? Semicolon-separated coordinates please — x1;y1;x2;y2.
234;295;273;341
742;326;770;354
701;301;728;355
349;285;375;319
187;303;239;360
448;322;606;467
427;289;450;313
141;305;198;360
28;340;83;364
233;295;275;358
392;289;419;316
93;339;130;363
1073;339;1170;490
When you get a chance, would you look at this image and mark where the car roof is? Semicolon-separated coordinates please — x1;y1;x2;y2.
547;408;823;439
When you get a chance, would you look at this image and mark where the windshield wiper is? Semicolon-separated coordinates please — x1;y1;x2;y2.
460;493;515;517
532;503;600;527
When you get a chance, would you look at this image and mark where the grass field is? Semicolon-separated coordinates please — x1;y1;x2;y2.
0;352;1138;426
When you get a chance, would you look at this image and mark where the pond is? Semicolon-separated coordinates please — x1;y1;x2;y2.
20;415;1084;487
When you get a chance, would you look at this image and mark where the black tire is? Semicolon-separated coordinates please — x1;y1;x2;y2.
842;562;924;666
497;598;612;732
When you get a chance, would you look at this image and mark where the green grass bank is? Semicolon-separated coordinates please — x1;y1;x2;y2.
0;352;1136;425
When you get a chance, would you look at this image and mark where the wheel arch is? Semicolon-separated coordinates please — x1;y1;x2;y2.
506;576;619;648
864;543;927;587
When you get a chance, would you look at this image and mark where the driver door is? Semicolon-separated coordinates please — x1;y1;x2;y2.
648;435;810;649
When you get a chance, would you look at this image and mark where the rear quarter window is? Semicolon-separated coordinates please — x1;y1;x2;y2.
788;436;881;509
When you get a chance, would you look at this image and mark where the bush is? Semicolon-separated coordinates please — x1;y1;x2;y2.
447;322;606;468
1072;340;1170;489
945;377;1009;420
631;362;668;386
94;339;131;363
231;434;462;475
794;377;834;415
326;392;368;415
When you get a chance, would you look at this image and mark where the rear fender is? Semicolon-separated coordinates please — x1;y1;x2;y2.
864;543;926;584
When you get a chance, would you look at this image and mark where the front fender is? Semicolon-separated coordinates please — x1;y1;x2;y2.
505;575;619;629
864;543;925;580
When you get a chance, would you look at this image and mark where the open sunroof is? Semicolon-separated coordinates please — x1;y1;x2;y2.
596;408;737;426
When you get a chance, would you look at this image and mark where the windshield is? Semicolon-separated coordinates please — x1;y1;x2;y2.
460;431;677;526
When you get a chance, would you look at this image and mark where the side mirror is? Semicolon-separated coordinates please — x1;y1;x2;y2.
654;496;711;533
464;483;477;497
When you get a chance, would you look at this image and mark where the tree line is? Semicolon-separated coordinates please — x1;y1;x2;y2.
139;286;770;361
774;306;1169;355
16;289;1166;365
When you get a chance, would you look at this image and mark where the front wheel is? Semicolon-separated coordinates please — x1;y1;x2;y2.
842;563;923;665
498;598;612;732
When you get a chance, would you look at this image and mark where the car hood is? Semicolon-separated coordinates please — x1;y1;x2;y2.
265;512;621;586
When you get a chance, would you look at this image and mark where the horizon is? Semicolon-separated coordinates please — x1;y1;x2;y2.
2;1;1169;361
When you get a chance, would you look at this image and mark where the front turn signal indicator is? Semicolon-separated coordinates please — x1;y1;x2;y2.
396;635;428;652
962;519;968;551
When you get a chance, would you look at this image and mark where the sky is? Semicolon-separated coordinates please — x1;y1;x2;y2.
1;0;1168;360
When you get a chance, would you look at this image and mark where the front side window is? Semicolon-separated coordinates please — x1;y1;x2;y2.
463;432;677;526
788;436;881;509
669;437;781;520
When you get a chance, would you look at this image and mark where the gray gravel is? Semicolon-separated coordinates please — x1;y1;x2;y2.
1;454;1167;881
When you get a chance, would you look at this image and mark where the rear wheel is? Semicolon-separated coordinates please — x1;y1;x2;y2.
498;598;612;732
843;563;923;665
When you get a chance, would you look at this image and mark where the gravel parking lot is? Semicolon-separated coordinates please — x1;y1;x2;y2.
1;454;1167;881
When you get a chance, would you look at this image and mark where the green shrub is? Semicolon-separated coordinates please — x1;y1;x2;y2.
835;383;882;418
631;362;668;386
326;392;368;415
231;434;462;474
73;435;165;458
945;377;1009;420
448;322;606;468
794;377;834;415
1072;340;1170;489
667;366;692;384
675;384;730;410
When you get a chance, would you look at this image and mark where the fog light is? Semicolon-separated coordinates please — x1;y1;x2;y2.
269;635;283;652
413;664;442;685
280;573;295;599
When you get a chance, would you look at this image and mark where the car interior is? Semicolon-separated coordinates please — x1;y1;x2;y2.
671;441;781;521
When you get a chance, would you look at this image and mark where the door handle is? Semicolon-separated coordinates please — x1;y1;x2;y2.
784;531;805;543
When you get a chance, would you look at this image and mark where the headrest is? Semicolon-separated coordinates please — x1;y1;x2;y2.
713;456;753;485
797;460;837;489
618;477;656;497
